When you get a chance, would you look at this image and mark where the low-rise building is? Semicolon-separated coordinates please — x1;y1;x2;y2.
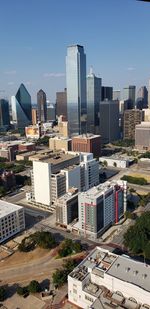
68;246;150;308
49;136;72;152
56;188;78;227
77;180;127;239
0;200;25;243
99;155;134;168
135;122;150;151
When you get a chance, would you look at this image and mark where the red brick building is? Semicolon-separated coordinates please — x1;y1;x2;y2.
72;134;101;158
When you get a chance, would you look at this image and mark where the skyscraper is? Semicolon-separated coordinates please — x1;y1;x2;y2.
66;45;86;136
56;88;67;119
123;85;136;109
87;69;101;134
101;86;113;101
113;90;121;101
0;99;10;129
136;86;148;109
148;80;150;108
37;89;47;122
100;100;120;144
11;83;32;128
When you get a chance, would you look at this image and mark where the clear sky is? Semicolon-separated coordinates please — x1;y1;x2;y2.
0;0;150;102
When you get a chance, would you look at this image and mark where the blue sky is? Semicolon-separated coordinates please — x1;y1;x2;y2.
0;0;150;102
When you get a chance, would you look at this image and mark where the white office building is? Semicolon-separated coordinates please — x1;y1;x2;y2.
31;151;99;209
68;247;150;308
0;200;25;243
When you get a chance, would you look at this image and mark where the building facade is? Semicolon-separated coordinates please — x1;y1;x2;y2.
136;86;148;109
101;86;113;101
78;180;127;239
72;134;101;158
113;90;121;101
0;201;25;243
66;45;87;136
100;100;120;144
123;85;136;109
87;71;101;134
49;136;72;152
56;189;78;227
0;99;10;129
135;122;150;151
123;109;144;140
37;89;47;122
56;88;67;119
11;83;32;128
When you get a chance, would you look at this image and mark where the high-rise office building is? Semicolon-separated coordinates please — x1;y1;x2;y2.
11;83;32;128
56;88;67;119
101;86;113;101
100;100;120;144
47;103;56;121
32;108;38;125
113;90;121;101
123;85;136;109
136;86;148;109
0;99;10;128
78;180;127;239
87;70;101;134
37;89;47;122
123;109;144;140
66;45;87;136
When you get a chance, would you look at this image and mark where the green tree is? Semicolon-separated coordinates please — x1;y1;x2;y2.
32;231;56;249
0;286;6;301
28;280;41;293
124;212;150;258
0;186;6;197
16;286;28;296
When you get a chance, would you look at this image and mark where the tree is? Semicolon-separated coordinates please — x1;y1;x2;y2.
0;286;6;301
103;160;108;167
28;280;41;293
52;269;66;287
32;231;56;249
124;212;150;258
17;286;28;296
113;162;117;168
0;186;6;197
121;175;148;186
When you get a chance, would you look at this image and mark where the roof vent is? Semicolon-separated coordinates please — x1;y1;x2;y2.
133;270;138;276
125;267;130;273
142;274;147;279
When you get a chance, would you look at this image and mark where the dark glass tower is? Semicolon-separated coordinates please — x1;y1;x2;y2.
66;45;87;136
123;85;136;109
37;89;47;122
0;99;10;128
11;83;32;128
87;70;101;134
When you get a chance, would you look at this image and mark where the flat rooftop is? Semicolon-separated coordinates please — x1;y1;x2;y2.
0;200;23;219
41;152;79;164
79;180;125;199
107;255;150;293
70;246;150;294
72;134;101;140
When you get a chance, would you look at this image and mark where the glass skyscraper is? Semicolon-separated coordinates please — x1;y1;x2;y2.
66;45;86;136
37;89;47;122
123;85;136;109
0;99;10;129
11;83;32;128
87;70;101;134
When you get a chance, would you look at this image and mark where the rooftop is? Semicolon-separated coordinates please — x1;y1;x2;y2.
69;246;150;293
79;180;126;199
107;255;150;293
72;134;101;140
0;200;23;219
136;122;150;128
